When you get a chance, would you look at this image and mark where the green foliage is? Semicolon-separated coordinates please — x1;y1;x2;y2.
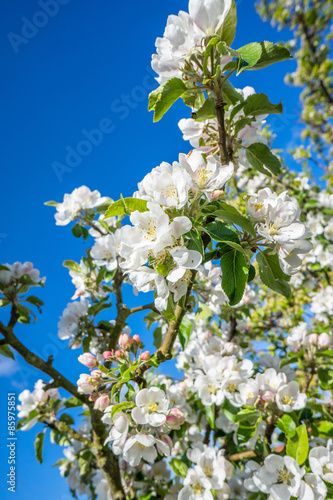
286;424;308;465
104;197;148;218
257;251;291;298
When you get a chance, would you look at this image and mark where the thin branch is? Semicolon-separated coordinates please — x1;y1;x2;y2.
128;303;159;315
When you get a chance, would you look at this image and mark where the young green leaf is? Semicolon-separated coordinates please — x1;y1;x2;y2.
0;344;15;360
220;244;249;306
178;316;192;350
243;93;283;117
170;458;188;479
152;78;187;122
286;424;308;465
104;197;148;218
218;0;237;46
256;251;291;298
245;143;281;176
34;432;45;464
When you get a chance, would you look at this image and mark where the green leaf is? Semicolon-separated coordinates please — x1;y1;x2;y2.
248;264;256;283
44;200;58;207
104;197;148;218
214;204;256;237
243;93;283;117
193;98;216;121
237;41;292;72
223;399;239;422
64;397;82;409
246;143;281;176
17;304;34;324
152;78;187;122
234;409;259;424
286;424;308;465
153;326;162;349
237;42;262;69
195;304;212;321
204;221;240;243
25;296;44;309
0;299;10;308
276;415;297;438
237;422;257;445
256;251;291;298
218;0;237;46
203;36;220;74
220;244;249;306
98;363;111;376
205;405;215;430
170;458;188;479
35;432;45;464
178;316;192;350
318;368;333;390
222;80;243;105
0;344;15;360
63;260;81;273
186;229;204;257
17;409;38;430
59;414;75;425
111;401;135;419
88;301;111;317
318;421;333;437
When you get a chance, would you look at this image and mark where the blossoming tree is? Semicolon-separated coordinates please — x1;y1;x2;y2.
1;1;333;499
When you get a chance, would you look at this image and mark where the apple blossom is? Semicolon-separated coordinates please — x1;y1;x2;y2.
131;387;169;427
78;352;98;368
276;381;307;412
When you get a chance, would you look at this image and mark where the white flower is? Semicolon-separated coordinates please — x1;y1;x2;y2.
238;379;259;406
132;387;169;427
136;161;190;209
0;261;42;286
179;467;213;500
92;470;112;500
167;246;202;283
107;411;129;455
54;186;106;225
179;151;233;199
128;266;170;311
196;447;234;490
255;368;287;393
276;381;307;412
287;323;309;352
301;474;327;500
90;234;117;271
58;299;89;341
189;0;232;35
17;380;60;431
123;433;158;466
178;118;212;149
309;441;333;483
195;374;224;406
119;203;192;271
250;454;303;500
151;11;203;84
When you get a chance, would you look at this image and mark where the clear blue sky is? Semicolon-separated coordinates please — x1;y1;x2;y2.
0;1;303;498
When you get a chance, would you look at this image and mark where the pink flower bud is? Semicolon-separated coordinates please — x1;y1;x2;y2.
90;369;102;381
318;332;331;348
115;350;122;359
103;350;113;360
133;335;141;345
166;408;185;429
78;353;98;368
94;394;109;411
212;189;224;199
307;334;318;346
223;342;235;355
119;333;133;349
140;350;150;361
261;390;274;403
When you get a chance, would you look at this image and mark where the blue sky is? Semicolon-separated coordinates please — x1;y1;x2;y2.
0;1;304;498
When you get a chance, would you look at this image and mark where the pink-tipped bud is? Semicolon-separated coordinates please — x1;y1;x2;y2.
223;342;235;355
119;333;133;349
318;332;331;348
78;353;98;368
88;393;98;401
212;189;224;199
90;369;102;381
94;394;109;411
103;350;113;360
133;335;141;345
166;408;185;429
140;350;150;361
115;350;122;359
261;390;274;403
307;333;318;346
